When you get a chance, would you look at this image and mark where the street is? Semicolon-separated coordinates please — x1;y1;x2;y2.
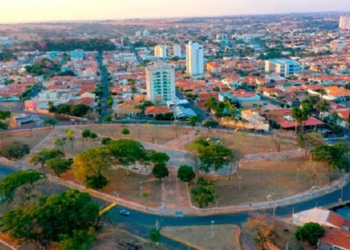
96;51;109;120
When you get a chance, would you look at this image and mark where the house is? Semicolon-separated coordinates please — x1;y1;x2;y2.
293;208;350;229
206;62;222;74
323;86;350;102
218;91;261;102
145;106;171;118
172;106;196;119
318;228;350;250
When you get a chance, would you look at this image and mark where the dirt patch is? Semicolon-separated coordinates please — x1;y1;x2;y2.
60;168;162;208
91;223;165;250
161;224;241;250
0;128;53;150
77;124;192;145
193;157;336;206
185;130;296;155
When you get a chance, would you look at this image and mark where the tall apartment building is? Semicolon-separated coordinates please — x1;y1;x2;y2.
186;41;204;76
146;63;175;103
265;59;300;76
339;16;350;30
154;45;167;58
173;44;182;57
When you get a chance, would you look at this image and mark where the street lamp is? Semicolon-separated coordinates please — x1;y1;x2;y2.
215;200;218;213
194;179;197;188
139;181;143;196
211;220;215;239
161;200;166;214
266;194;273;207
309;186;321;200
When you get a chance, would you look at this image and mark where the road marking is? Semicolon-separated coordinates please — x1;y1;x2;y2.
99;202;117;216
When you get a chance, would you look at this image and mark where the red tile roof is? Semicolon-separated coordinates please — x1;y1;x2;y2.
145;106;170;115
319;228;350;250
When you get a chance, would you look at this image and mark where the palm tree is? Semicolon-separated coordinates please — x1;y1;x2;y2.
292;105;311;133
65;129;75;152
315;100;330;120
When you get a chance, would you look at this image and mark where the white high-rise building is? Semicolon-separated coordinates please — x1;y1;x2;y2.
339;16;350;30
186;41;204;76
146;63;175;103
154;45;167;58
173;44;182;57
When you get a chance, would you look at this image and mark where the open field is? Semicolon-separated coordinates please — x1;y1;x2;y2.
78;124;192;145
186;130;297;155
61;168;162;208
191;157;338;207
0;128;53;150
161;224;241;250
91;223;166;250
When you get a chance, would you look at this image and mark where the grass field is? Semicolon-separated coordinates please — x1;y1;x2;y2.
186;130;297;155
78;124;192;145
191;157;337;207
161;225;241;250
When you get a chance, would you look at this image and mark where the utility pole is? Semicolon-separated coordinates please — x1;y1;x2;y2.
285;242;289;250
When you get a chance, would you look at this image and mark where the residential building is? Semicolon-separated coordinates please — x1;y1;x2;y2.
154;45;167;58
173;44;182;57
70;49;84;60
142;30;150;37
186;41;204;76
146;62;175;103
265;59;300;76
339;15;350;30
206;62;222;74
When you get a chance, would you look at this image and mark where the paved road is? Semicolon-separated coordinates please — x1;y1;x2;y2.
96;51;109;120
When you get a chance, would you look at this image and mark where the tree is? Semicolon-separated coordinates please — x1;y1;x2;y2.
82;129;91;140
101;137;112;145
57;229;95;250
190;177;216;208
108;139;148;175
271;137;282;152
325;112;343;135
199;145;234;173
2;189;99;248
189;116;199;129
90;132;98;140
296;132;324;157
315;100;330;119
295;222;324;246
150;152;170;164
122;128;130;136
103;115;112;122
344;82;350;90
46;158;71;177
29;148;64;168
0;170;45;201
0;110;11;131
43;118;57;128
177;165;195;182
245;213;276;250
152;163;169;180
0;141;30;159
73;146;112;189
292;105;311;133
70;104;91;117
204;97;217;111
53;137;65;151
202;120;219;131
65;129;75;151
149;228;161;247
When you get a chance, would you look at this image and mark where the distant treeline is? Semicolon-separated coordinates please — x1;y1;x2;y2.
0;49;17;61
19;38;116;52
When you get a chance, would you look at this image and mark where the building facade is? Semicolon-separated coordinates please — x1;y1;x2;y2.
265;59;300;76
186;41;204;76
173;44;182;57
154;45;167;58
339;15;350;30
146;63;175;103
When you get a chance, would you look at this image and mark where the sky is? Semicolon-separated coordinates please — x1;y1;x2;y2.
0;0;350;23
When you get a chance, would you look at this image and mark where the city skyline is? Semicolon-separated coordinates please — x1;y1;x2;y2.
1;0;350;23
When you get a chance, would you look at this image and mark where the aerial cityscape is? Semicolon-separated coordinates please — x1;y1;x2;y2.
0;1;350;250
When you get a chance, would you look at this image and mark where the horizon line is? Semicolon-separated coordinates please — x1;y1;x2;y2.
1;10;349;25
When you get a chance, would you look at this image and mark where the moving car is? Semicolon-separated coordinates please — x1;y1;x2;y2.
119;209;131;216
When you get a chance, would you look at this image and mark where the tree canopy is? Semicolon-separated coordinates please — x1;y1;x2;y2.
152;163;169;179
295;222;324;246
0;141;30;160
150;152;170;164
2;189;99;248
0;170;45;201
190;177;216;208
29;148;65;168
199;145;234;173
0;110;11;130
177;165;196;182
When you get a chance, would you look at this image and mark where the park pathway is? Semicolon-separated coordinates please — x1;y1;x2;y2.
162;169;191;216
162;130;197;150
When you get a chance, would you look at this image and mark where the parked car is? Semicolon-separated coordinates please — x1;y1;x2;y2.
119;209;131;216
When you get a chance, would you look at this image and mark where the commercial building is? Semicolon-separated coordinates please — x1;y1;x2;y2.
339;15;350;30
146;63;175;103
186;41;204;76
265;59;300;76
154;45;167;58
173;44;182;57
